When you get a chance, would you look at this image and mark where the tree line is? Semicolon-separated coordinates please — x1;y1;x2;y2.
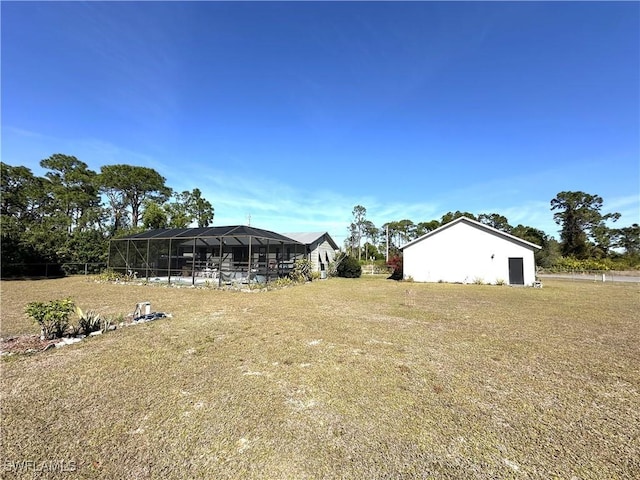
1;154;214;276
2;154;638;277
346;193;639;269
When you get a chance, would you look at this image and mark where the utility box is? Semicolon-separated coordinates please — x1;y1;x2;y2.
134;302;151;318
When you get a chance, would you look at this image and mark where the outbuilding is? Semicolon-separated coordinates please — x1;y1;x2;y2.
400;217;541;285
283;232;339;277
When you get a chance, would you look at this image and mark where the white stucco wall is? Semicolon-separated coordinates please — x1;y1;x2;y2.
402;221;537;285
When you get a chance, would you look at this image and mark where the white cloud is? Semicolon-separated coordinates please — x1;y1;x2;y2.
169;163;571;243
6;127;636;243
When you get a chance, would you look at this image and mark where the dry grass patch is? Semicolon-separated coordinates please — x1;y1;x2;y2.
1;276;638;478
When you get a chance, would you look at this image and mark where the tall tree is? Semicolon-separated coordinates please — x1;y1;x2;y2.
40;154;101;233
478;213;512;232
346;223;358;257
1;163;51;271
395;219;415;244
362;242;382;261
99;165;170;231
414;220;440;238
591;224;617;258
142;200;169;229
441;211;477;225
188;188;214;227
351;205;367;261
158;189;215;228
381;220;414;254
361;220;378;261
551;191;620;258
163;192;192;228
616;224;640;256
0;163;47;227
511;224;545;246
510;224;560;267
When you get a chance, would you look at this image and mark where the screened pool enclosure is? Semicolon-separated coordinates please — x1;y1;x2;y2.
108;226;306;286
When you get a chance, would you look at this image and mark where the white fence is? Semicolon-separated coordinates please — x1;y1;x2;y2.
537;271;639;283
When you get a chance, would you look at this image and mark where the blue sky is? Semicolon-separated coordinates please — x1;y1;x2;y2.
2;1;638;245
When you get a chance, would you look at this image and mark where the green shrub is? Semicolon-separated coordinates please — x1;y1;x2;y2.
25;298;75;340
337;256;362;278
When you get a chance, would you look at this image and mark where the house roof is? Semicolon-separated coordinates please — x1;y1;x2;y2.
400;216;542;251
283;232;339;250
114;225;302;244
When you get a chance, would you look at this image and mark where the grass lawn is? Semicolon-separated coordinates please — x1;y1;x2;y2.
1;276;638;479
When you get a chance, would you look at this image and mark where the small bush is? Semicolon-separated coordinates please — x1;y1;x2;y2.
95;269;125;282
495;279;506;286
25;298;75;340
290;259;312;283
337;256;362;278
75;306;102;336
387;255;403;280
472;277;485;285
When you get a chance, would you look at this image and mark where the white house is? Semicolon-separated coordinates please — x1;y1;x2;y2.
283;232;339;275
400;217;541;285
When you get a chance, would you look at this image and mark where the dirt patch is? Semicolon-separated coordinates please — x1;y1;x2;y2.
1;334;56;354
